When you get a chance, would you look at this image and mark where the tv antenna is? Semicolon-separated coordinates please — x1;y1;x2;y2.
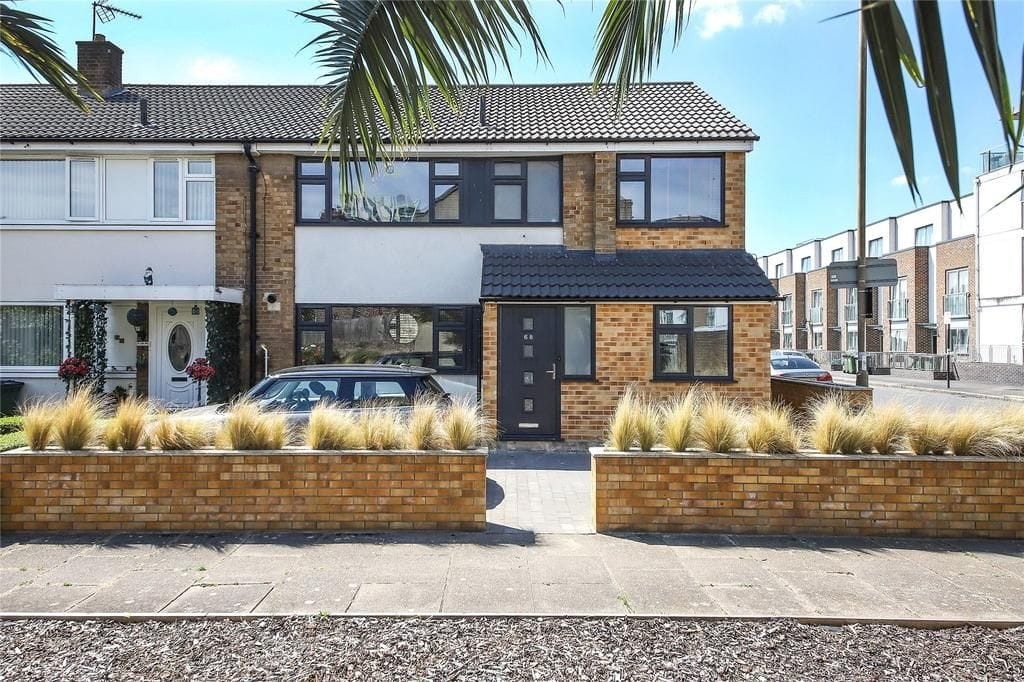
92;1;142;39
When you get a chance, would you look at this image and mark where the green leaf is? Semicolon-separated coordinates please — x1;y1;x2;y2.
0;2;101;111
914;0;959;208
962;0;1018;155
863;0;920;201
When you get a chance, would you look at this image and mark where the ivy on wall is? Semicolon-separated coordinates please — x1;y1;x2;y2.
69;300;109;394
206;302;241;403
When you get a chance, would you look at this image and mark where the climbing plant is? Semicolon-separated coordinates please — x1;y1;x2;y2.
205;302;241;403
69;300;108;394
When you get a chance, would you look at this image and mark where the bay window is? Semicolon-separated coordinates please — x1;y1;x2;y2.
0;305;63;367
618;155;724;225
654;305;732;380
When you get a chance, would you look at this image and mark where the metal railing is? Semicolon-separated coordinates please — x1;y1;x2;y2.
943;292;969;318
980;147;1024;173
780;310;793;326
970;344;1024;365
808;307;823;324
887;298;909;321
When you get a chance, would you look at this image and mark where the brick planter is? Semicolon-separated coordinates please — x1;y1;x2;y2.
1;449;487;533
592;448;1024;539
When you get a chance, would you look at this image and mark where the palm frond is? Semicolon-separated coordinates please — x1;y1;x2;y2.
296;0;549;197
914;1;960;209
0;2;100;111
962;0;1020;155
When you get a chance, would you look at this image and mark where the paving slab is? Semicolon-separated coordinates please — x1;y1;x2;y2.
443;571;533;614
165;583;273;613
347;583;445;614
528;555;611;585
771;570;912;619
197;555;306;585
1;584;94;612
531;582;626;615
34;556;138;586
610;569;723;615
69;571;196;613
252;569;360;614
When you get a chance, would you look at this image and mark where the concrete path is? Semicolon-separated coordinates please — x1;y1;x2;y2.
486;450;592;534
2;532;1022;620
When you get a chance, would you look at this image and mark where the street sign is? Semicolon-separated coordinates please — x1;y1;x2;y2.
827;258;899;287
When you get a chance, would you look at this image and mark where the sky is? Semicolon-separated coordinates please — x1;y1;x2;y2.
2;0;1022;256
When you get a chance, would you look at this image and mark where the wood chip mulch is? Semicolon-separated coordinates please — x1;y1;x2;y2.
1;617;1021;681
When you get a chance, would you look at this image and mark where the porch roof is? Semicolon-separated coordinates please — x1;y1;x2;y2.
480;245;778;301
53;285;243;304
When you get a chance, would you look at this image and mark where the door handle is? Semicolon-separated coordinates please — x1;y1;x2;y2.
545;363;557;381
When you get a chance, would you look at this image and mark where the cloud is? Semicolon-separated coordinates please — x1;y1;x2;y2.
186;56;243;84
698;0;744;39
890;174;908;187
754;4;787;24
960;165;976;176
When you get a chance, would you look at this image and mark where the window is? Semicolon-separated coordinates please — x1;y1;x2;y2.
782;332;793;349
617;155;723;225
153;160;180;219
844;287;857;322
68;158;97;219
105;159;149;220
831;248;844;263
889;277;908;320
296;158;560;225
890;328;908;353
846;329;858;351
812;330;824;349
0;159;64;221
185;159;215;221
774;263;784;278
654;306;731;379
296;305;480;373
949;327;969;355
800;256;811;272
915;225;933;246
0;305;63;366
780;295;793;326
868;238;883;258
809;289;823;324
947;268;968;294
563;306;593;378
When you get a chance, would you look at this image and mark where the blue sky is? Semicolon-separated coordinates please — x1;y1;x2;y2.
4;0;1022;256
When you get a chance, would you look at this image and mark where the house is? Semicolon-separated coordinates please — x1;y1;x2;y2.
0;35;776;440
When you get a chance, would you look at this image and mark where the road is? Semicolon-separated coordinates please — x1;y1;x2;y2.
832;374;1022;413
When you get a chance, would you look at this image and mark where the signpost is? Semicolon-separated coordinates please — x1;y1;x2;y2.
944;311;952;389
828;258;900;383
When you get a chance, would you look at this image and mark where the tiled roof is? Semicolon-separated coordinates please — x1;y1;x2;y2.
480;245;778;300
0;82;757;143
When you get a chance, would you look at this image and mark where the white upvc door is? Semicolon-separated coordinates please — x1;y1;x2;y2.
150;303;205;407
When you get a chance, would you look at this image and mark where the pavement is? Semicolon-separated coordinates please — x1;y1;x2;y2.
833;372;1024;410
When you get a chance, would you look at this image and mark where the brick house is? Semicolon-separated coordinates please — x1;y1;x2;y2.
0;36;776;440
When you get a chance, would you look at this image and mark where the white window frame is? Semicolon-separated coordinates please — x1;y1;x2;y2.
66;157;100;221
150;158;182;222
868;238;883;258
184;158;216;223
0;302;68;372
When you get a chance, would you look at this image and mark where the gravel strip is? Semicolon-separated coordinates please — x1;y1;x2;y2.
2;617;1022;681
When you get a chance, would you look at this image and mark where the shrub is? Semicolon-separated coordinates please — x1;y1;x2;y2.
746;403;800;454
945;409;1016;457
606;387;639;451
102;396;149;451
150;415;211;450
52;388;102;450
661;389;699;452
360;406;405;450
862;404;909;455
20;401;57;451
806;395;863;454
306;404;362;450
0;415;23;435
219;402;289;450
440;397;494;450
405;398;443;450
696;393;746;453
906;409;949;456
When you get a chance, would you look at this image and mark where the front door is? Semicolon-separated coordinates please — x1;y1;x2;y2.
151;304;204;407
499;305;560;439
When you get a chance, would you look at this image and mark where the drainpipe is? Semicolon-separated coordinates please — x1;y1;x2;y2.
243;142;261;385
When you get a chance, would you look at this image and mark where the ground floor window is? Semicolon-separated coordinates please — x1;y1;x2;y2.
846;329;858;351
890;328;908;353
811;330;824;349
295;304;481;373
782;331;793;349
0;305;63;366
562;305;594;378
654;305;732;380
949;327;969;355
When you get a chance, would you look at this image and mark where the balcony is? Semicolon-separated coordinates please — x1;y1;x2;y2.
943;292;969;318
808;307;823;325
843;303;857;322
780;310;793;326
980;147;1024;173
888;298;909;321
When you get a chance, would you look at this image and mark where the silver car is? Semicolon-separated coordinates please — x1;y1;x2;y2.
769;356;833;383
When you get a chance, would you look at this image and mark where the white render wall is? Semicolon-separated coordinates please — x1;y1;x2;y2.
791;240;820;272
295;225;563;304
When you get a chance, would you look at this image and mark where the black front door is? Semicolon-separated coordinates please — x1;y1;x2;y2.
499;305;560;439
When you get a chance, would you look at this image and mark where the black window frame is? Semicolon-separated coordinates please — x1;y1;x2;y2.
652;305;734;381
295;303;481;374
616;153;726;227
558;304;596;380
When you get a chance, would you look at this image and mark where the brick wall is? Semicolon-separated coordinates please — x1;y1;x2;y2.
886;246;932;353
935;235;976;355
593;451;1024;538
594;152;616;254
775;273;806;349
805;268;837;350
770;376;871;414
1;450;486;533
215;153;296;387
76;36;123;94
563;154;595;250
481;303;499;421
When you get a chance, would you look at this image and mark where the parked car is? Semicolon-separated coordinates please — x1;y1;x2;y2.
770;356;833;382
771;349;813;360
177;364;449;425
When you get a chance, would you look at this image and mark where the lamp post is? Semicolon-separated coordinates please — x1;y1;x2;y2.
855;6;870;388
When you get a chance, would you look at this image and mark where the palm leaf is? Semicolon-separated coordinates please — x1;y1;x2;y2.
962;0;1019;155
913;1;959;209
297;0;549;199
0;2;100;111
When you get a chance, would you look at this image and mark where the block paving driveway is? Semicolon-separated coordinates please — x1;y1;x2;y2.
1;451;1022;619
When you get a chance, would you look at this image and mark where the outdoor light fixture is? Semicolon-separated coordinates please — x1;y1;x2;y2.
191;305;200;316
143;267;153;285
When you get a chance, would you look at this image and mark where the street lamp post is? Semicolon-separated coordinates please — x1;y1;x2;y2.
855;7;870;388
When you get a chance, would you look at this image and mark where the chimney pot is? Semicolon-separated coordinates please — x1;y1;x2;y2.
76;36;124;96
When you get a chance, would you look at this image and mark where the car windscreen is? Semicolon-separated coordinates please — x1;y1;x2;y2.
771;357;820;370
250;378;342;411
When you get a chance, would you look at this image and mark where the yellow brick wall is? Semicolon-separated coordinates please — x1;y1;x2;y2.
1;451;486;533
593;453;1024;538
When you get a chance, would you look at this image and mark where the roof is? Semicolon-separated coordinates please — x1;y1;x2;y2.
0;82;757;144
480;245;778;301
270;364;436;377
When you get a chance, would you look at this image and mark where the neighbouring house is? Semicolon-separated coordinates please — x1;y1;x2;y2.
0;35;776;439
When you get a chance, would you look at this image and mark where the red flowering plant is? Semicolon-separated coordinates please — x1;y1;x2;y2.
58;356;90;393
185;357;216;406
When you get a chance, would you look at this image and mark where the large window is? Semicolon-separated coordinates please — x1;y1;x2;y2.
295;305;480;373
0;159;65;221
69;158;98;219
949;327;969;355
654;306;731;380
562;305;593;378
617;155;724;225
868;238;883;257
915;225;933;246
296;158;561;225
0;305;63;366
890;328;908;353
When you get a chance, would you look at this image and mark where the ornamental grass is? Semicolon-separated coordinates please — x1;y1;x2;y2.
660;388;699;452
219;401;289;450
52;388;102;451
406;398;444;451
20;400;58;451
306;403;363;450
695;393;746;453
906;408;949;456
440;397;494;450
945;409;1017;457
103;395;150;450
633;395;661;452
806;395;864;455
359;406;406;451
861;404;909;455
150;415;211;450
746;403;800;454
606;387;640;451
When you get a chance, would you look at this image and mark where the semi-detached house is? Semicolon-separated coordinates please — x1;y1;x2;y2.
0;36;776;441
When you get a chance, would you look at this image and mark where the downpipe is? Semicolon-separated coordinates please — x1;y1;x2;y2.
243;142;261;385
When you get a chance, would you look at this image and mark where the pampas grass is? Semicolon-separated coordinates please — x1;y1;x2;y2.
306;404;362;450
20;400;57;451
906;408;949;455
862;404;909;455
406;398;443;450
52;388;102;450
440;397;493;450
696;394;745;453
746;404;800;454
219;401;289;450
102;396;149;450
606;387;639;451
661;389;699;452
150;415;211;450
806;395;863;454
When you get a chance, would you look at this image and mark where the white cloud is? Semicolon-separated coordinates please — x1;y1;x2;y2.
186;56;243;84
960;165;976;176
890;174;908;187
698;0;744;39
754;4;787;25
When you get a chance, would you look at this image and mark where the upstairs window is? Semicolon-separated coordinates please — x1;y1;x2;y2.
868;238;883;257
68;158;98;219
831;247;844;263
617;155;724;226
915;224;933;246
800;256;811;272
153;158;214;221
774;263;784;278
0;159;65;221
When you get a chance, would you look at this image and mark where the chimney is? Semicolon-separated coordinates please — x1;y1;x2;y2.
76;34;124;95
